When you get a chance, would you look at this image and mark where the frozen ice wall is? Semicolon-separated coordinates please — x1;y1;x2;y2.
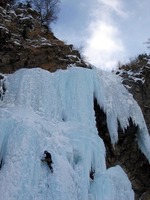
0;66;149;200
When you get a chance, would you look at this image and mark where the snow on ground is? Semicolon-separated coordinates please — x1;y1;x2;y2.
0;66;149;200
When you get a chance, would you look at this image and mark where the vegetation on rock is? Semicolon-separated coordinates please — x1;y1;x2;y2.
31;0;60;26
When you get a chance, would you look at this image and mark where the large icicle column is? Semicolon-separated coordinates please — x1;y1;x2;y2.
0;66;149;200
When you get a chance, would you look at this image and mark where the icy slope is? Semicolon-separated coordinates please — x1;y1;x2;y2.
0;66;149;200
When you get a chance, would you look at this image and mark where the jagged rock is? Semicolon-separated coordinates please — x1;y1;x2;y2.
118;57;150;132
0;5;90;73
0;26;11;43
114;55;150;199
0;6;6;14
140;189;150;200
26;8;40;19
94;96;150;200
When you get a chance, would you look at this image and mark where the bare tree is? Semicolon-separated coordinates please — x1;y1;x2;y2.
145;38;150;49
31;0;60;26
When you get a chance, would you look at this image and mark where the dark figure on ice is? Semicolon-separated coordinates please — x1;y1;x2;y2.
90;169;95;180
41;150;53;173
0;75;6;101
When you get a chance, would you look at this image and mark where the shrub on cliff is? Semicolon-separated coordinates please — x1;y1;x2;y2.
31;0;60;26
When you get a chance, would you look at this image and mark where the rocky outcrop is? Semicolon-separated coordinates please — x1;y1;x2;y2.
0;5;90;73
140;189;150;200
112;55;150;199
94;98;150;200
116;55;150;136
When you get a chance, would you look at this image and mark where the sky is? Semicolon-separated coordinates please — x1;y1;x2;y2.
52;0;150;71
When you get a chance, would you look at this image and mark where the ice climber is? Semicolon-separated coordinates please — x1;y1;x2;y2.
0;75;6;100
90;169;95;180
41;150;53;172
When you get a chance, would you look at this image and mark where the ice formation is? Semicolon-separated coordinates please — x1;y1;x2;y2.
0;66;149;200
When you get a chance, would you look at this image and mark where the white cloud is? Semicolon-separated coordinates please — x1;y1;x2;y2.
83;0;127;70
98;0;127;17
84;21;125;70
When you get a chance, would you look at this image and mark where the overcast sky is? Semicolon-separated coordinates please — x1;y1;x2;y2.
52;0;150;71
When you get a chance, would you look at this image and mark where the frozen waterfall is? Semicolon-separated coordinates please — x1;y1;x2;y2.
0;66;149;200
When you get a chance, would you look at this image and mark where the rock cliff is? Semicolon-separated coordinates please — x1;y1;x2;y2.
0;5;90;73
116;55;150;132
113;55;150;199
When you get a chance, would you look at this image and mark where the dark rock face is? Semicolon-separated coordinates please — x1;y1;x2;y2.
0;5;90;73
140;189;150;200
116;55;150;133
112;56;150;199
94;98;150;200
